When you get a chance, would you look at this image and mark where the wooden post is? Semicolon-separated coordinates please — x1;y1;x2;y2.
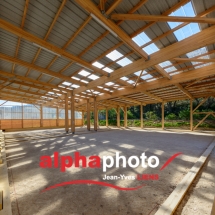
22;103;24;128
190;99;193;131
65;93;69;133
211;196;215;215
40;105;43;127
140;103;143;129
162;102;165;130
82;111;84;126
106;108;108;127
87;99;90;131
94;97;97;131
124;106;127;127
71;92;75;134
56;107;59;127
97;109;99;128
117;106;120;127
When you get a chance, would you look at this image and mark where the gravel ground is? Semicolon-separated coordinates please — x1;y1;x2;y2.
4;127;214;215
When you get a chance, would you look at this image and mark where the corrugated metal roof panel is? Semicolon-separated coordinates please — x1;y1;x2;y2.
0;0;25;27
18;39;40;63
0;59;13;72
0;29;19;57
23;0;62;39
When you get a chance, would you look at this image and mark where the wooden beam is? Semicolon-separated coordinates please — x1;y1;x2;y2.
106;0;122;15
0;54;84;86
0;19;108;78
142;91;163;102
12;0;30;73
100;0;105;12
119;96;142;105
128;0;148;14
173;57;215;63
154;65;171;79
175;83;194;100
193;97;209;112
111;14;215;24
74;0;148;59
73;24;215;95
0;70;67;93
130;0;190;38
25;0;67;77
63;16;92;49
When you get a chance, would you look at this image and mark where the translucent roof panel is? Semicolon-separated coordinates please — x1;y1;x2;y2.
105;82;114;86
72;76;80;80
78;70;91;77
132;32;151;46
143;44;159;55
132;31;159;55
120;76;129;81
106;50;123;61
141;74;153;80
71;84;80;88
116;57;132;67
92;61;104;68
103;67;113;73
88;74;100;80
159;61;177;73
134;70;147;76
168;2;200;41
62;82;71;86
127;80;135;84
186;47;211;69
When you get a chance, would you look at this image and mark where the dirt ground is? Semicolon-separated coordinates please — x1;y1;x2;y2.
4;127;215;215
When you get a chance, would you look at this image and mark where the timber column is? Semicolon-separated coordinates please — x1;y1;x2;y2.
124;106;127;127
40;105;43;128
162;102;165;130
71;91;75;134
56;107;59;127
140;103;144;129
87;99;90;131
117;106;120;127
190;100;193;131
65;93;69;133
106;108;108;127
94;97;97;131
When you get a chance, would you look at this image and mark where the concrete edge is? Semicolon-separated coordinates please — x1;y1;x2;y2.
0;131;12;215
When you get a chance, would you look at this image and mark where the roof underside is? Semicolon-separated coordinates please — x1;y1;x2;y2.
0;0;215;110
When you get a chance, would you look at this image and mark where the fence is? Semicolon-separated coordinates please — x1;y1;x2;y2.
0;101;83;130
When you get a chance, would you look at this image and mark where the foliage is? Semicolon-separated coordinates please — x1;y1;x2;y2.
165;113;177;120
145;111;158;120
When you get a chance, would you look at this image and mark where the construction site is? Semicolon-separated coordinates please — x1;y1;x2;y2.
0;0;215;214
